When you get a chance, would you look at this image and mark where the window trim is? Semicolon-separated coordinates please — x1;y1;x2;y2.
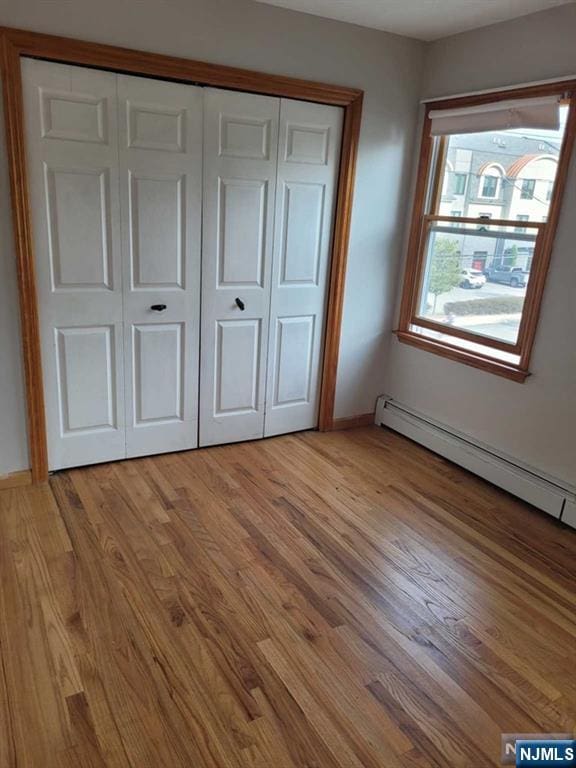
396;82;576;382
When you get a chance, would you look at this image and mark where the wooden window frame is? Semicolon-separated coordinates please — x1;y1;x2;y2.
0;25;364;483
397;82;576;383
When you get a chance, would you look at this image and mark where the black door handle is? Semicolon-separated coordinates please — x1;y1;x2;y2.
150;304;167;312
235;297;245;311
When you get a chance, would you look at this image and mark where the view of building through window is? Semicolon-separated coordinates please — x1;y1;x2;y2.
417;105;568;346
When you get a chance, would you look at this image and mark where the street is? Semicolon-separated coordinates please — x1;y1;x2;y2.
423;280;527;344
427;280;527;309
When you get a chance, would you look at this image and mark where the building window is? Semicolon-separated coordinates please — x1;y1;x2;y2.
397;89;573;382
480;173;499;198
454;173;467;195
520;178;536;199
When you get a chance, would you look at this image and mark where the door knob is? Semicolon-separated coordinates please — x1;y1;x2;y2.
235;297;245;311
150;304;167;312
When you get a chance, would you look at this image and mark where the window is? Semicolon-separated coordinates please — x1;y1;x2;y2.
520;178;536;199
480;172;499;198
397;89;574;382
454;173;467;195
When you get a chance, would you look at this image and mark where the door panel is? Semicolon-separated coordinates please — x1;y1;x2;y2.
218;178;267;286
40;88;108;144
132;323;183;423
56;326;117;433
200;89;279;446
118;75;202;459
280;182;325;285
127;103;185;152
215;320;262;414
23;59;126;470
264;99;343;437
272;315;315;406
130;173;185;289
46;166;113;290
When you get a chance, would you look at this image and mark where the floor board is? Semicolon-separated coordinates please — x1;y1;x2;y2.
0;426;574;767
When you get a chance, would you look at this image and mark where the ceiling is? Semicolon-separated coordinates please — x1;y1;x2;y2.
252;0;575;41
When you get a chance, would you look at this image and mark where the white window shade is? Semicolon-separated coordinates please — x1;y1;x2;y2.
429;96;561;136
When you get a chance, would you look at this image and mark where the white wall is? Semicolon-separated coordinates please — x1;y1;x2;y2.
384;3;576;486
0;0;425;473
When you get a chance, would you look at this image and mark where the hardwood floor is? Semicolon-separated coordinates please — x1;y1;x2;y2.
0;426;574;767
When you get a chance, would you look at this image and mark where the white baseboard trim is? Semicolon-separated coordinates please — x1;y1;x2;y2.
375;396;576;527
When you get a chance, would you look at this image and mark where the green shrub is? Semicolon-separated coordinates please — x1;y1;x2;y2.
443;296;524;316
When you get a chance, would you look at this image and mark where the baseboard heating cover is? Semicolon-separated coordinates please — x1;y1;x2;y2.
375;395;576;527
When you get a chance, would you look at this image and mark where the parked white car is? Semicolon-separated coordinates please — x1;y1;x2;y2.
459;269;486;289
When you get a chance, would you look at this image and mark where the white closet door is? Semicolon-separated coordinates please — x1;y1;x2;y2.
118;75;203;458
264;99;343;437
200;88;279;447
22;59;126;470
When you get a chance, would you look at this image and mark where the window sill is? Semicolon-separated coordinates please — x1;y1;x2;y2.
395;329;530;383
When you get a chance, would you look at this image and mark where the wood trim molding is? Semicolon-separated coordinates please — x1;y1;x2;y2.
427;80;576;111
518;96;576;372
0;470;32;491
410;316;521;355
0;26;362;105
424;213;545;230
397;82;576;382
1;34;48;483
398;110;434;331
318;92;363;431
395;331;529;383
330;412;375;431
0;25;364;481
429;135;447;215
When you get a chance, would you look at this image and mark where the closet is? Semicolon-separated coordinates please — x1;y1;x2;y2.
22;58;343;470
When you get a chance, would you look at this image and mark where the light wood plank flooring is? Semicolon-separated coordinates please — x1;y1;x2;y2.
0;426;574;767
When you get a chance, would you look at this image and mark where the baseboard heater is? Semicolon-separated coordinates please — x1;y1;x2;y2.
375;396;576;528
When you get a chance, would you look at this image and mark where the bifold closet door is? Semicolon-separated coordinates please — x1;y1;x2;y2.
24;59;343;467
264;99;343;437
22;59;126;470
117;75;202;458
199;89;280;447
23;60;203;469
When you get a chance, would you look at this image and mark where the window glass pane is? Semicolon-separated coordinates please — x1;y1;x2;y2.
454;173;467;195
481;174;499;198
437;105;568;223
520;179;536;199
416;223;537;345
